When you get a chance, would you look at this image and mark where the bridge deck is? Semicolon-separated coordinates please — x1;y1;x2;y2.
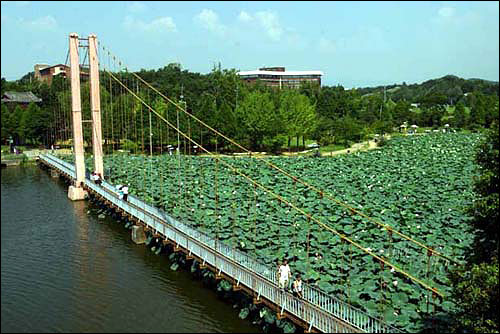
39;153;401;333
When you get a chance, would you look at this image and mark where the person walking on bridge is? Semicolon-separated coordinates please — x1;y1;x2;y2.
293;274;303;298
95;172;102;186
121;184;129;202
278;259;291;291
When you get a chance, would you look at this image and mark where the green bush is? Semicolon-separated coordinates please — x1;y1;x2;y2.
121;139;138;152
449;259;499;333
263;135;286;154
377;136;389;147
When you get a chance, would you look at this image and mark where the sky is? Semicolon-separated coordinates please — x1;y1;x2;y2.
1;1;499;88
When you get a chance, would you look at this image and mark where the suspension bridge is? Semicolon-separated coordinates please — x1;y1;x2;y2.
38;33;460;333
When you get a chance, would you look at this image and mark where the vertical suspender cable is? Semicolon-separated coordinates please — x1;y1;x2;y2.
176;99;181;216
148;88;153;205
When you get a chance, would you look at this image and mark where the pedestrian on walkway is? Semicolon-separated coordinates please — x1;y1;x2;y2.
278;259;292;291
293;274;303;298
95;172;102;186
121;184;129;202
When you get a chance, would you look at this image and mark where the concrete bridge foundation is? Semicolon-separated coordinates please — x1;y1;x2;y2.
132;225;146;244
68;185;86;201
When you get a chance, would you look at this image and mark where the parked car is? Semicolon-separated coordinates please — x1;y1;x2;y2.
307;143;320;149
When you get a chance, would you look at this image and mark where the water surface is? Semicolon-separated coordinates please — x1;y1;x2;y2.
1;166;260;333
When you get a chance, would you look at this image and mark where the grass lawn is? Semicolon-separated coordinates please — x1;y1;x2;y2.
1;152;27;161
319;143;347;152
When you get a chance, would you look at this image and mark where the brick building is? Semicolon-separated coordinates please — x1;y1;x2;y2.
34;63;89;85
238;67;323;89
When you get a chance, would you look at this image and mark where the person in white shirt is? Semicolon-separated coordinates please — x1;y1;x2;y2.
95;172;102;186
121;184;129;202
278;259;291;291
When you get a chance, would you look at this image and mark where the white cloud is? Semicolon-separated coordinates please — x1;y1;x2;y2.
255;11;283;41
20;15;57;30
438;7;455;18
432;6;481;27
194;9;226;35
124;15;177;33
238;11;253;22
127;1;147;13
239;10;284;41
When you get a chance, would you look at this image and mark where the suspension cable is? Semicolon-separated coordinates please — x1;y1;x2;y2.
126;67;458;265
103;68;447;298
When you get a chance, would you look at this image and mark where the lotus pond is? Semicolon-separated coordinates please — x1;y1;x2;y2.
62;132;482;332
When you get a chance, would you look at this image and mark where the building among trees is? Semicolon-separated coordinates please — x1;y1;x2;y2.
238;67;323;89
33;63;89;85
1;91;42;108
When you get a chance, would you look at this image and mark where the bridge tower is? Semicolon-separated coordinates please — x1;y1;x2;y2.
88;34;104;177
67;33;104;200
67;32;86;200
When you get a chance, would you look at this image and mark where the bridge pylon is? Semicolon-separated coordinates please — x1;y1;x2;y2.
88;34;104;177
67;33;104;200
67;32;86;201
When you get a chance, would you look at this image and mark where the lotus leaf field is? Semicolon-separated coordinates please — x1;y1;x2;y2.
62;132;481;332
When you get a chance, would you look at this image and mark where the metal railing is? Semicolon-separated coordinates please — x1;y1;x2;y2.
39;154;402;333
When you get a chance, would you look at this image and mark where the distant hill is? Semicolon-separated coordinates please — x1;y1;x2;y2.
357;75;499;103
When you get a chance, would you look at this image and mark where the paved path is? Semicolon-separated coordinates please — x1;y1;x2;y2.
322;140;378;157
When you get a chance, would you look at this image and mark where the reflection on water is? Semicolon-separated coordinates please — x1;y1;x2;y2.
1;166;260;333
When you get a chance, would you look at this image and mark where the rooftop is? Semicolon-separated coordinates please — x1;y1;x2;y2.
238;70;323;76
1;91;42;103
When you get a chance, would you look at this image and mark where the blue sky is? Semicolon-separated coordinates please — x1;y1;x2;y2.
1;1;498;87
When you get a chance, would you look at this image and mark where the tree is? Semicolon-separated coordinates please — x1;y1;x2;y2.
469;121;499;261
449;259;499;333
19;105;32;143
26;102;50;145
452;102;468;129
420;93;448;107
358;95;381;124
279;90;316;149
393;100;411;126
332;116;363;147
468;92;488;128
235;91;280;150
484;94;499;128
1;104;14;143
12;105;24;145
448;122;499;333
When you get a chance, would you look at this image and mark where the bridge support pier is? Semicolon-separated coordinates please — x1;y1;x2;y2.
68;185;86;201
131;225;146;244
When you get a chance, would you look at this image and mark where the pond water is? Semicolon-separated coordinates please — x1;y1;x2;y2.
1;165;260;333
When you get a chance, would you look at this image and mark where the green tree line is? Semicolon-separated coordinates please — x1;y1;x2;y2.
2;67;498;152
447;121;499;333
